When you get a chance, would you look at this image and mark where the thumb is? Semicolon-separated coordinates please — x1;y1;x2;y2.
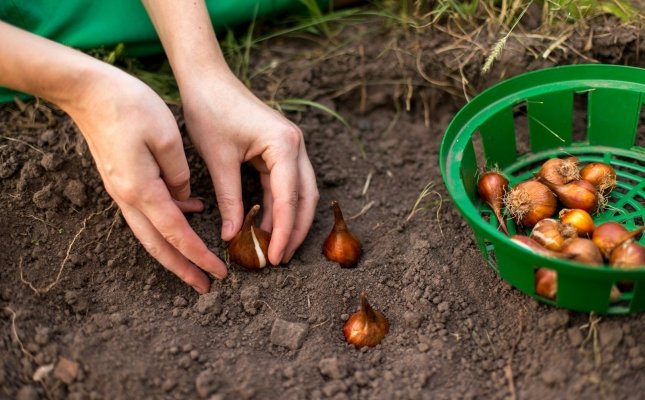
208;156;244;241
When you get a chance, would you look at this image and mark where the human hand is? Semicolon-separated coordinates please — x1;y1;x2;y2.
65;65;228;293
180;72;319;265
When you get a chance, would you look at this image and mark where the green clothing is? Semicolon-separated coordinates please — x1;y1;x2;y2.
0;0;326;102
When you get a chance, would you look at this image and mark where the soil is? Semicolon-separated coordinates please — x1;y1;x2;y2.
2;10;645;400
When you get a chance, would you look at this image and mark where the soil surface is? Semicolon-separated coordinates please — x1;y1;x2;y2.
2;10;645;400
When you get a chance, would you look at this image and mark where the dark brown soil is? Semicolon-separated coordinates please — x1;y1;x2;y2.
2;12;645;400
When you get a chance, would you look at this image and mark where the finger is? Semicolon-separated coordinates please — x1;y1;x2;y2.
282;149;319;263
119;204;211;294
175;198;205;213
147;128;192;201
267;158;299;265
259;172;274;232
207;154;244;241
137;180;228;279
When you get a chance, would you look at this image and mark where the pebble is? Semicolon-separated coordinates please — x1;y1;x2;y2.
63;180;87;207
403;311;422;329
173;296;188;307
270;319;309;350
182;344;193;352
53;357;79;384
178;355;192;369
16;385;39;400
195;369;219;398
190;350;200;360
34;327;51;346
161;379;177;392
40;153;63;171
417;343;430;353
599;323;623;351
319;357;346;380
240;285;260;315
194;291;222;315
169;346;179;355
322;380;348;397
283;366;296;379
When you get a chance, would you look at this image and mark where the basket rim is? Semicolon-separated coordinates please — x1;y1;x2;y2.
439;64;645;273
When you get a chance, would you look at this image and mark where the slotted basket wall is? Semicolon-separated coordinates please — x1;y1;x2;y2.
440;65;645;314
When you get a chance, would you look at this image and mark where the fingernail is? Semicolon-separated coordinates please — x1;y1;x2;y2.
192;283;207;294
222;220;234;240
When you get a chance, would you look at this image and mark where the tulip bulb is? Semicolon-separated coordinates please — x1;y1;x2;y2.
559;208;595;237
343;293;389;348
323;200;361;268
580;162;616;194
592;222;645;259
504;180;557;227
477;171;509;235
610;240;645;291
228;205;271;270
538;178;598;213
530;218;577;251
510;235;571;259
535;268;557;300
560;238;604;265
537;157;580;185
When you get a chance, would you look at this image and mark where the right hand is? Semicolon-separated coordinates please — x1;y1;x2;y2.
64;64;228;293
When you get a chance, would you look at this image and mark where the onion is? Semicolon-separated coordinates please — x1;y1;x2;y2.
504;180;557;227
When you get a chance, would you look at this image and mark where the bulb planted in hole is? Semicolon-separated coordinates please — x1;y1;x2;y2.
323;200;361;268
228;205;272;270
343;292;389;348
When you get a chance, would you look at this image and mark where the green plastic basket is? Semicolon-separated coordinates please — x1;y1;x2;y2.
440;64;645;314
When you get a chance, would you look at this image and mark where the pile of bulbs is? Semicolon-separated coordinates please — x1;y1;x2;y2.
477;157;645;301
227;201;388;348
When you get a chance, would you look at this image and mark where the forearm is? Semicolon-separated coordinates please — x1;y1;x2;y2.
0;21;109;111
141;0;234;87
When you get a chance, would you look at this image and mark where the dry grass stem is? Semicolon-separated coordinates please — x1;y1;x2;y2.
5;306;35;361
361;171;373;197
349;200;375;220
0;135;45;155
20;204;114;294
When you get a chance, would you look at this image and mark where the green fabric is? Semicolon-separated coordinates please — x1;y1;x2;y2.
0;0;327;102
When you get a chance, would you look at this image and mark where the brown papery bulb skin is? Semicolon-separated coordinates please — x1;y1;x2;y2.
343;293;389;348
581;162;616;194
559;208;595;237
611;240;645;291
560;238;604;266
228;205;271;270
539;178;598;213
537;157;580;185
504;180;557;227
530;218;576;251
610;240;645;269
510;235;570;259
477;171;509;235
592;222;645;259
323;201;361;268
535;268;557;300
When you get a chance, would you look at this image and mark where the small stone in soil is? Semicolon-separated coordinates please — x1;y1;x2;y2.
63;179;87;207
319;357;347;380
403;311;422;329
194;291;222;315
53;357;79;384
16;385;39;400
174;296;188;307
195;369;219;398
270;318;309;350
